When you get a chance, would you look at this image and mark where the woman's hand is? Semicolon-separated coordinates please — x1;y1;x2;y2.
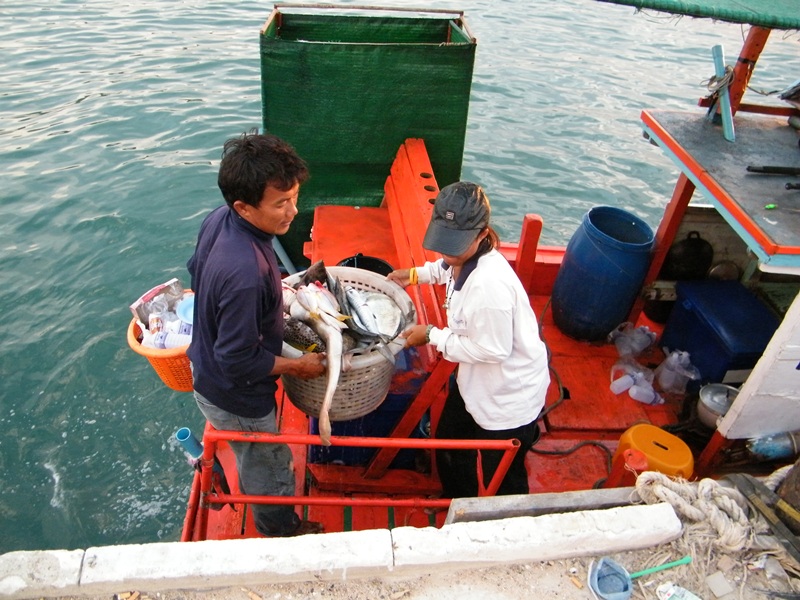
401;324;430;348
387;268;413;287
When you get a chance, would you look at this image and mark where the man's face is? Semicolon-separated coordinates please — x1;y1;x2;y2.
234;182;300;235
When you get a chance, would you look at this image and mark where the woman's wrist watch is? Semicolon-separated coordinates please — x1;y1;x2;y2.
425;324;434;344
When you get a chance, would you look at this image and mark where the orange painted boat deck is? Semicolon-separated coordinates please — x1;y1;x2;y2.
185;139;688;540
191;295;682;539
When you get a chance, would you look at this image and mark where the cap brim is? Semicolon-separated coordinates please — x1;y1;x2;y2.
422;221;479;256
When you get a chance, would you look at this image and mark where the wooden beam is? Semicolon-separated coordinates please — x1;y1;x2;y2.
444;486;639;524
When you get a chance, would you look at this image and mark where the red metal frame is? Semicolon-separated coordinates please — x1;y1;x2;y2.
190;427;520;541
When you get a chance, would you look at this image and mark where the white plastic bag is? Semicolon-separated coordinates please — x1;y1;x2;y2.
655;350;700;394
609;358;662;404
607;322;656;357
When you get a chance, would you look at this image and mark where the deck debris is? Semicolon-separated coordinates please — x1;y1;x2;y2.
705;571;735;597
240;588;262;600
570;575;584;589
114;592;145;600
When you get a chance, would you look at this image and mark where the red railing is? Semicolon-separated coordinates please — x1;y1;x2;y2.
186;428;520;541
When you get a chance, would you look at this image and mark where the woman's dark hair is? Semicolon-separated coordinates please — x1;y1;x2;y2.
475;226;499;258
217;129;309;208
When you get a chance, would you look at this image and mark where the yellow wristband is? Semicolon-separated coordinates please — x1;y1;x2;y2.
409;267;418;285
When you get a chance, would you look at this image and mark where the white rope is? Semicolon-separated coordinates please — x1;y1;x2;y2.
701;65;734;95
764;464;793;492
635;471;753;553
628;468;800;595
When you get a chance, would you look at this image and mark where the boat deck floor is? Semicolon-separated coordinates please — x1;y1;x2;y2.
528;295;682;492
197;292;694;539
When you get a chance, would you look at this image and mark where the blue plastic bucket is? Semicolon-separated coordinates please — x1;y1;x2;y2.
551;206;654;341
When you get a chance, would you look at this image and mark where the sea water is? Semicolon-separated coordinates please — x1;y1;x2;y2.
1;0;798;552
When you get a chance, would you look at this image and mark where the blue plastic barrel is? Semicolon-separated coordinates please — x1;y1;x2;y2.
551;206;654;341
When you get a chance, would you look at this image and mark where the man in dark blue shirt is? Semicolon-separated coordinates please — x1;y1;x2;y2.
187;131;326;536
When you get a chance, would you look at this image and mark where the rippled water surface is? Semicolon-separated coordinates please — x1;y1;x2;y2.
1;0;797;552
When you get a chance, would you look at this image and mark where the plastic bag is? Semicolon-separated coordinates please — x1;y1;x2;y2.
609;358;663;405
607;322;656;357
655;350;700;394
130;277;185;323
656;582;702;600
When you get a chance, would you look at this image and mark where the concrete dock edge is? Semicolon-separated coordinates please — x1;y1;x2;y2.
0;502;682;599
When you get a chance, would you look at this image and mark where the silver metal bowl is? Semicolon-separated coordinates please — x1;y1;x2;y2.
697;383;739;428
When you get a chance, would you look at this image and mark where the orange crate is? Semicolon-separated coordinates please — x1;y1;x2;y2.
614;423;694;479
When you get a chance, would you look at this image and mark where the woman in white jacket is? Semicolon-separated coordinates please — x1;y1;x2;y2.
388;181;550;498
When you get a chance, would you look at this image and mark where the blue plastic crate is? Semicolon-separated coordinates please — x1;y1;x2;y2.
308;347;430;468
308;392;426;469
660;280;780;385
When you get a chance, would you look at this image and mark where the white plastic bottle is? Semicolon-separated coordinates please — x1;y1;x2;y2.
151;331;192;349
610;374;635;394
629;381;664;405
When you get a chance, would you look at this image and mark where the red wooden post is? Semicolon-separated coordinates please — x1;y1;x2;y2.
515;214;543;295
603;448;649;488
695;431;734;478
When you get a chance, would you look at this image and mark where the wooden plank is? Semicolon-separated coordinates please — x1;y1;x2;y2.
350;496;391;531
390;140;439;264
307;463;440;495
499;244;563;297
364;358;455;478
383;140;447;326
728;27;771;115
444;486;638;524
384;171;443;332
711;44;735;142
393;505;437;529
305;488;346;532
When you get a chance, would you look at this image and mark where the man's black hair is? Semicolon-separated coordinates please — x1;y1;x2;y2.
217;129;309;208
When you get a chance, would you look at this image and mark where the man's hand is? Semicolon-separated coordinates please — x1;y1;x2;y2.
272;353;326;378
291;352;327;379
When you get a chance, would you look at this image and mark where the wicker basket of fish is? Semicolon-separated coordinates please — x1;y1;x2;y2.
280;264;416;443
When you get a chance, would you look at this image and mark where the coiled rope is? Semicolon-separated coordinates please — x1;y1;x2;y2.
636;471;753;552
701;65;735;95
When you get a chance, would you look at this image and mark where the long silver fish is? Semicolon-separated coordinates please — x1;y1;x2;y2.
296;283;348;332
290;301;341;446
345;286;386;341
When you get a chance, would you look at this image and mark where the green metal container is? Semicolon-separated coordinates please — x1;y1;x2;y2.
260;5;476;266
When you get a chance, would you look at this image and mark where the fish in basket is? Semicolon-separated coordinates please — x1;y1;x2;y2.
281;263;416;445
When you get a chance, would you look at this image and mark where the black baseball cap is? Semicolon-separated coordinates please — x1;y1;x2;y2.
422;181;491;256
